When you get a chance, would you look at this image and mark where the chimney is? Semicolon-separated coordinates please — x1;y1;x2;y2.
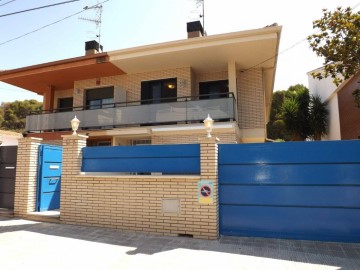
85;40;103;55
187;21;204;38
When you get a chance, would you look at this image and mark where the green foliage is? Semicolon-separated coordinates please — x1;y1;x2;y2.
308;7;360;86
309;95;328;140
267;90;290;140
282;97;301;141
0;100;42;132
267;84;328;141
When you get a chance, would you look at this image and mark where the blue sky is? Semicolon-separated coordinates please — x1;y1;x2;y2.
1;0;359;103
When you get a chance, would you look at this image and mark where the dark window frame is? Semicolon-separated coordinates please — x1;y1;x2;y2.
58;97;73;112
141;78;177;104
199;80;229;99
85;86;114;109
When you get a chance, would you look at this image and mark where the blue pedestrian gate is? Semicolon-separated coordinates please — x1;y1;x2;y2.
37;145;63;212
219;141;360;242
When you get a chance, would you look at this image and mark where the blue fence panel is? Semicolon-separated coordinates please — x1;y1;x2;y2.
82;144;200;174
219;140;360;242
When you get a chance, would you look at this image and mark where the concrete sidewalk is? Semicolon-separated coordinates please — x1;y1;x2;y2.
1;216;360;270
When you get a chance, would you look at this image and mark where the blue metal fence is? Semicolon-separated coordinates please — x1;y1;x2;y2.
82;144;200;174
219;140;360;242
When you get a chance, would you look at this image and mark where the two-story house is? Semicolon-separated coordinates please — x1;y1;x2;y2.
0;22;281;146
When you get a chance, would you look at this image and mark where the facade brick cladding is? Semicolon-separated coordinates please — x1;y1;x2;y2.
338;73;360;140
152;133;238;144
69;67;265;131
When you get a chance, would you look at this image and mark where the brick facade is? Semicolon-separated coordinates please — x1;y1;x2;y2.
73;67;192;107
237;68;265;129
45;66;266;144
338;73;360;140
53;89;73;109
152;133;237;144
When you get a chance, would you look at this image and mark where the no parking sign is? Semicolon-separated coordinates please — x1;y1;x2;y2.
198;180;214;204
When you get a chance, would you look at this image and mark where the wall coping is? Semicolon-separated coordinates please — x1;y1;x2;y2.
61;134;89;140
76;173;200;180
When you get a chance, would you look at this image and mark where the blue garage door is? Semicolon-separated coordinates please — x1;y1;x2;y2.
219;141;360;242
37;145;63;212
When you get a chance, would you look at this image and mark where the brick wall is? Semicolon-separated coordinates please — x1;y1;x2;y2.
53;89;73;109
60;135;218;239
152;132;238;144
14;137;42;216
237;68;265;129
73;67;192;107
193;69;265;130
338;73;360;140
194;70;228;96
61;175;218;238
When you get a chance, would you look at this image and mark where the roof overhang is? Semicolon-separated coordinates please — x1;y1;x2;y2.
0;25;281;102
108;26;282;74
0;53;125;94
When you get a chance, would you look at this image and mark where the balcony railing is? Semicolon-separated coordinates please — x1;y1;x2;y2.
25;93;237;132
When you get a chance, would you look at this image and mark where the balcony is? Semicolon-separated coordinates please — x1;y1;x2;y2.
25;93;237;132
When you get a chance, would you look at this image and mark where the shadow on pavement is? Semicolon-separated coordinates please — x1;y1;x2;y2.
1;216;360;269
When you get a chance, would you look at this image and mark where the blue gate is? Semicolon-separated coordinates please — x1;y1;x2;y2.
37;145;63;212
219;141;360;242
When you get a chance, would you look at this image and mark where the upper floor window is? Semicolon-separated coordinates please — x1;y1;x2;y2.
199;80;229;99
86;86;114;109
58;97;73;112
141;78;177;104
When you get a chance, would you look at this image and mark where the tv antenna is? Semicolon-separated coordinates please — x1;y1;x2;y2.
195;0;204;34
79;1;103;50
189;0;205;35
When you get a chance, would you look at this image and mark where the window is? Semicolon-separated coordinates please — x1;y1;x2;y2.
85;86;114;109
141;78;177;104
199;80;229;99
58;97;73;112
131;139;151;145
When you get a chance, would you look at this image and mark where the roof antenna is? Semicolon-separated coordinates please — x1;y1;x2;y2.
195;0;205;35
79;1;103;51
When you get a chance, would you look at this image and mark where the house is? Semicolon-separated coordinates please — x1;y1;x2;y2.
0;130;22;146
0;22;282;146
308;68;360;140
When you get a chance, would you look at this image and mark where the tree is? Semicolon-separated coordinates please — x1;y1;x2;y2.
308;7;360;86
281;86;311;141
267;84;328;141
309;95;328;140
282;97;302;141
266;90;291;141
1;100;42;132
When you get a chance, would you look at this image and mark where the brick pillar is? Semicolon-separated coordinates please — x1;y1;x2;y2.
60;134;87;220
14;137;42;216
199;137;219;239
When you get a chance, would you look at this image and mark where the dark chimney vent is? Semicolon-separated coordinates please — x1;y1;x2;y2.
85;40;103;55
187;21;204;38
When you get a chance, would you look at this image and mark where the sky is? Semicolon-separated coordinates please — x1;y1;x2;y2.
0;0;359;103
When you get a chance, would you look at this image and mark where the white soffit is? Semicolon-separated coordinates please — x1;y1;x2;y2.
108;27;281;74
